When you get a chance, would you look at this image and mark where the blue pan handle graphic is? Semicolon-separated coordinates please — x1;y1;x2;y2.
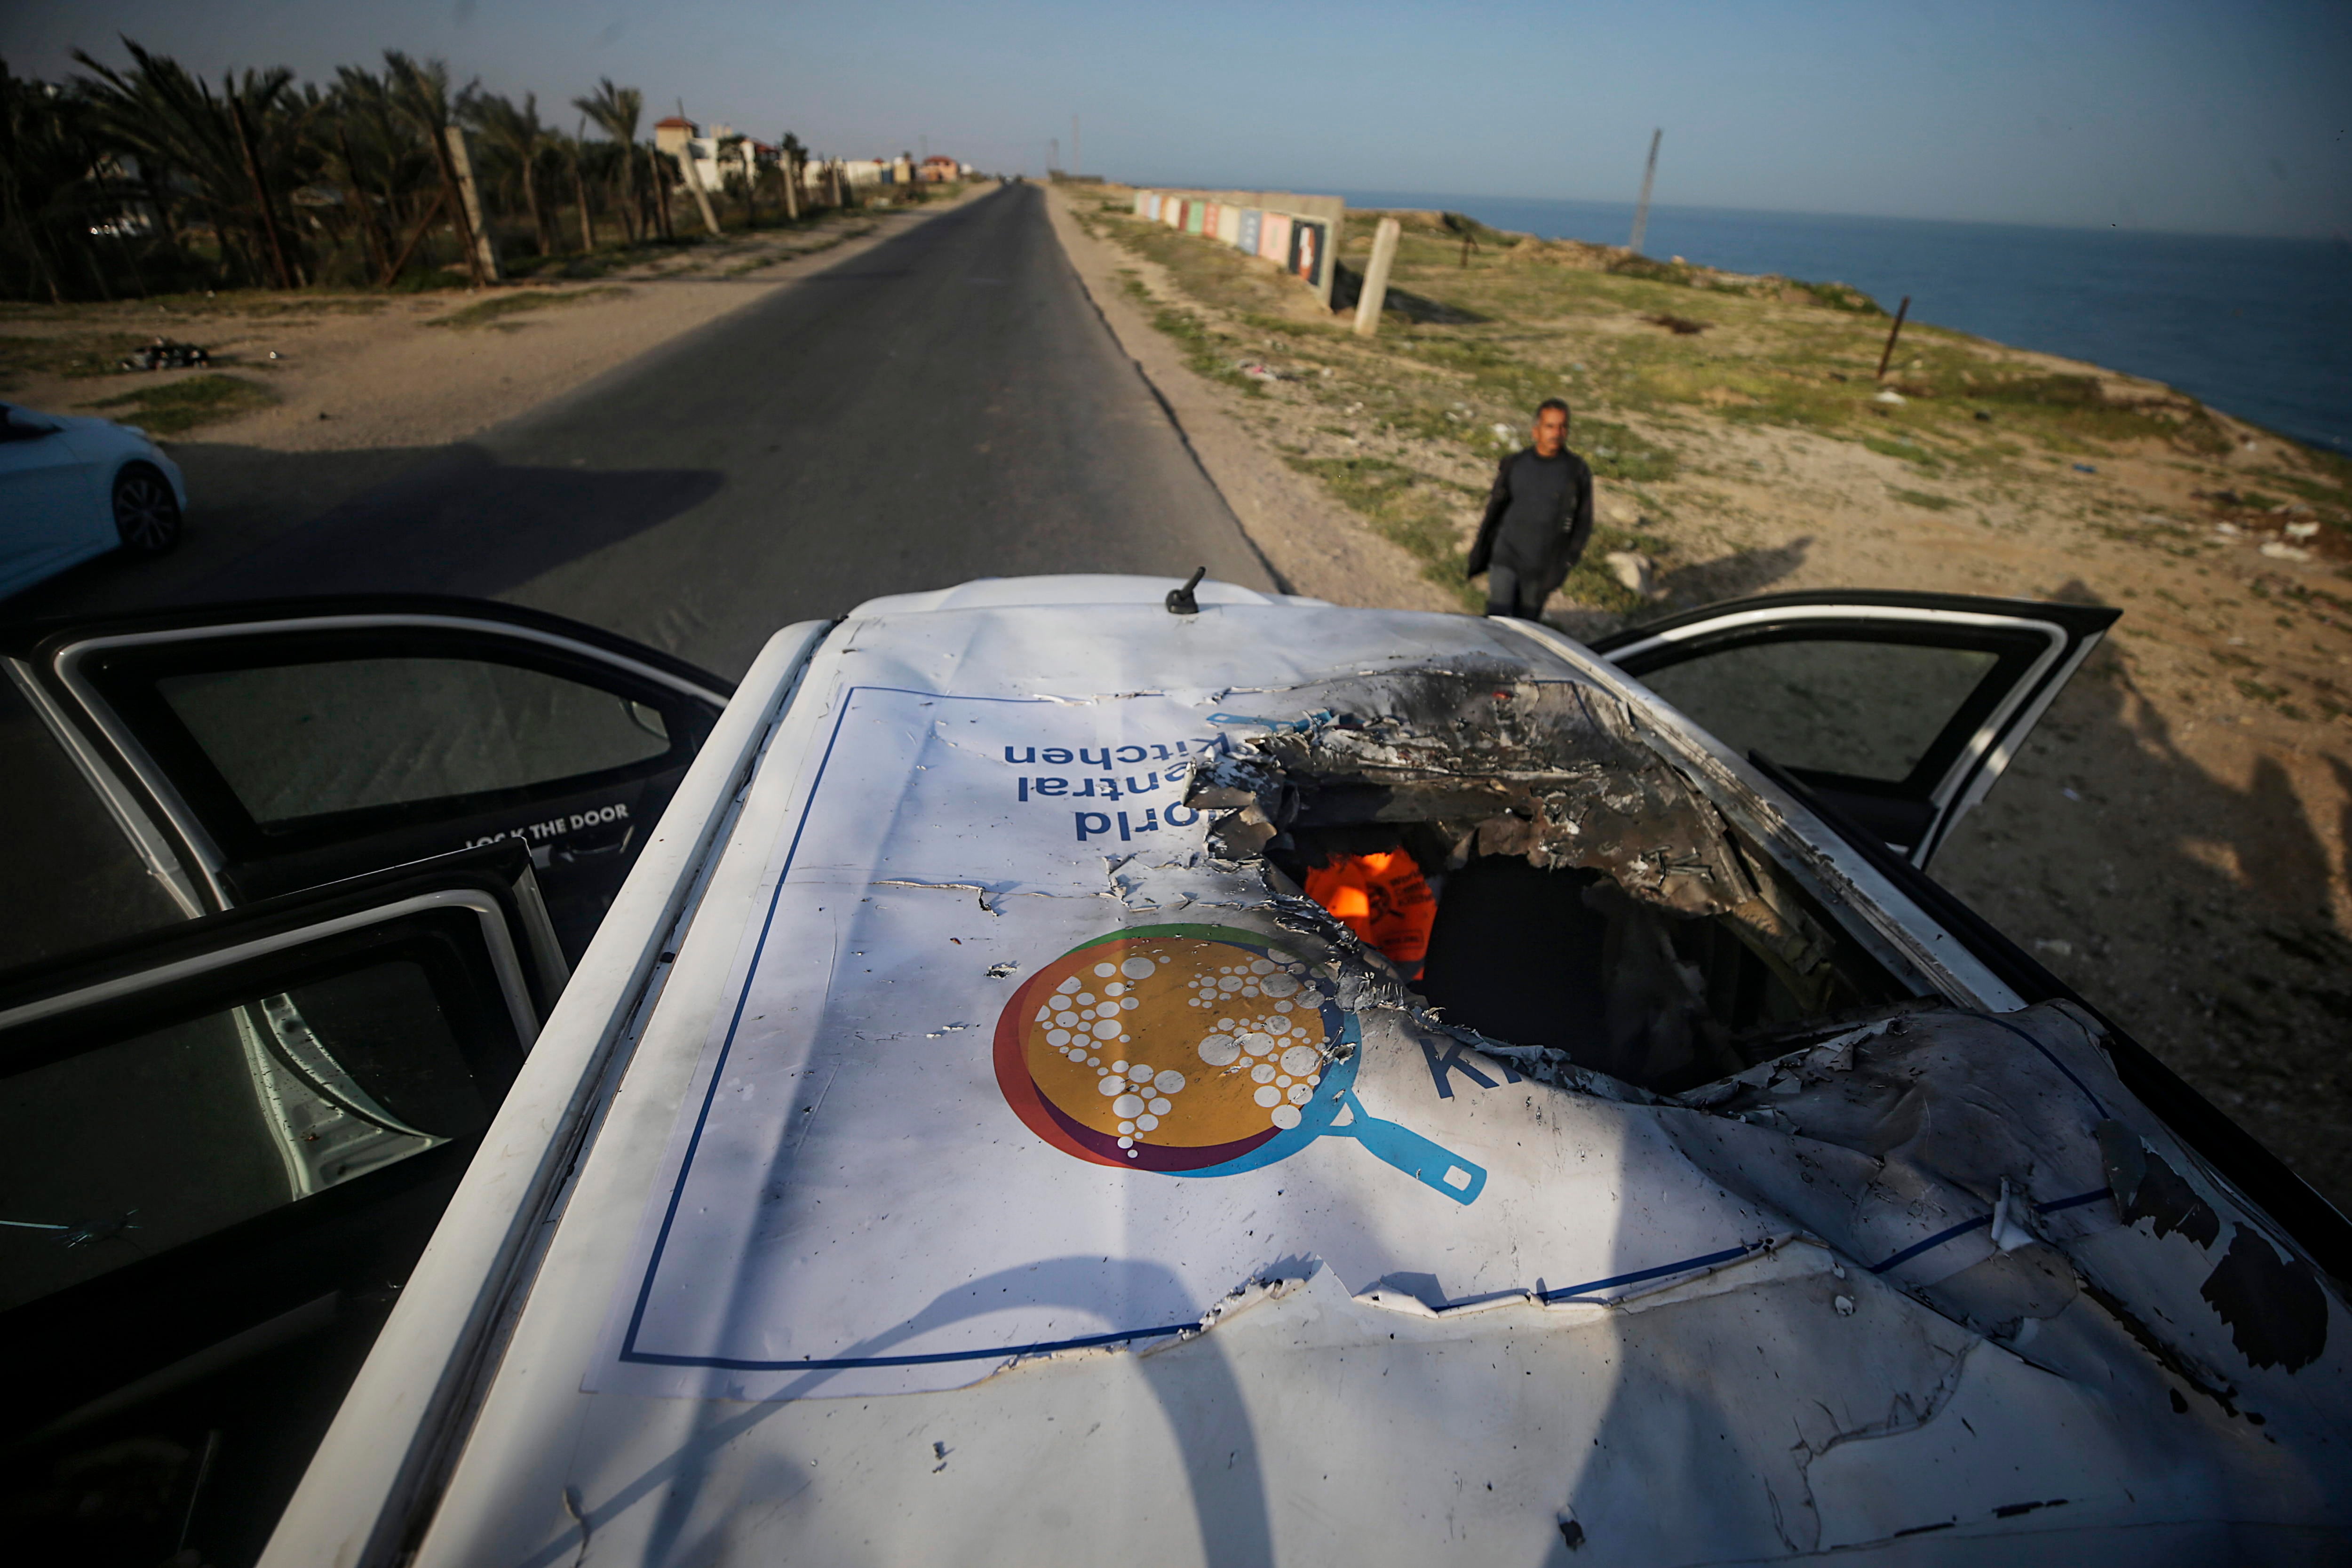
1328;1089;1487;1205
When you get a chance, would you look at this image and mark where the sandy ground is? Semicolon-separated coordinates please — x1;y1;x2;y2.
0;192;982;614
1044;186;2352;1213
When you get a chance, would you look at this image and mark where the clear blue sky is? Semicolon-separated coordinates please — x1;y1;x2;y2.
8;0;2347;237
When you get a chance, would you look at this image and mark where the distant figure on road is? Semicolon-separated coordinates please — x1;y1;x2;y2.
1466;398;1594;621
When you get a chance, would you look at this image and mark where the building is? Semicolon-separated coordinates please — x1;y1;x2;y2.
654;116;779;192
918;155;958;183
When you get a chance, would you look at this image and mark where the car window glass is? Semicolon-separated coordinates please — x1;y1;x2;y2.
1639;639;1999;782
155;657;672;824
0;683;183;972
0;959;489;1312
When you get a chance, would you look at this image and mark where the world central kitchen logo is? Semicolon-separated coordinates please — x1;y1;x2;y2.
993;924;1487;1204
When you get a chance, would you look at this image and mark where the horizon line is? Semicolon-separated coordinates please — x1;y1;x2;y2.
1121;179;2346;247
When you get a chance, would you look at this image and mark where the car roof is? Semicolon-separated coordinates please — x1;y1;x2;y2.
268;580;2352;1565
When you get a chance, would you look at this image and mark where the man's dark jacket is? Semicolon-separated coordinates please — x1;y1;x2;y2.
1466;446;1596;601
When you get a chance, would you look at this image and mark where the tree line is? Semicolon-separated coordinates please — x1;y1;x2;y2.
0;41;820;302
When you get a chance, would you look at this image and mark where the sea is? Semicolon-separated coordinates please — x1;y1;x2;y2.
1334;191;2351;455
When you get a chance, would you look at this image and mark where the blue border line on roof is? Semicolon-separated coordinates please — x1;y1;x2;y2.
1865;1187;2112;1275
614;682;2120;1372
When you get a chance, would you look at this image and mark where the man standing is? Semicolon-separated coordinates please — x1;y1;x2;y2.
1466;398;1595;620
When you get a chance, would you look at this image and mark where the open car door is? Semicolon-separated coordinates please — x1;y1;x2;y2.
7;597;731;961
0;843;564;1566
1592;589;2118;867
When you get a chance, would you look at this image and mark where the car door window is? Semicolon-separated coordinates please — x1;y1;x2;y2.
46;618;726;958
156;656;672;824
1595;593;2118;866
1;958;487;1313
1635;636;2005;784
0;677;188;974
0;862;544;1567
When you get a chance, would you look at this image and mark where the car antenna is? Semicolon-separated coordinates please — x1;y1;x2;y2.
1166;567;1206;616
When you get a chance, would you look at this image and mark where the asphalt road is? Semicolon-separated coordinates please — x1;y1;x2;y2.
194;183;1278;677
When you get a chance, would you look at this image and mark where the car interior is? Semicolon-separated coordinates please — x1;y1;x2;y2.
1232;666;1926;1095
0;853;550;1567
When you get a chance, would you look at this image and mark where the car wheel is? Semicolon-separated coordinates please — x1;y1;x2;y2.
113;463;182;554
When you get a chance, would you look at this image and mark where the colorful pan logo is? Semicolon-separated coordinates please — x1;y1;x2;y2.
993;924;1487;1204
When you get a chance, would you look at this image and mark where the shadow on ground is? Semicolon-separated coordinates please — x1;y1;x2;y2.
0;440;723;620
1935;580;2352;1212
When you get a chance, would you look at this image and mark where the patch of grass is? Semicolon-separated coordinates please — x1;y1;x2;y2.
0;333;159;390
1576;417;1678;482
1796;280;1884;314
1239;312;1312;339
1288;454;1479;608
84;372;278;435
1889;486;1959;511
1;290;394;318
1136;296;1264;396
1558;520;1672;614
427;286;630;330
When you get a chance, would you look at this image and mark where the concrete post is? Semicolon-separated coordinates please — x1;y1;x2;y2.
1353;216;1402;337
678;143;722;234
441;126;502;283
782;156;801;221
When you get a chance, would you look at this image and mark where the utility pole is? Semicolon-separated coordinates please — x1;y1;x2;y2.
1073;114;1081;177
1629;127;1661;255
1049;137;1059;175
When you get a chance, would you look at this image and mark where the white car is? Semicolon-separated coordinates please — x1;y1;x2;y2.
0;578;2343;1565
0;402;186;600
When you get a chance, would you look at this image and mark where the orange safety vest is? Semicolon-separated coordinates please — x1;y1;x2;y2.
1304;851;1436;972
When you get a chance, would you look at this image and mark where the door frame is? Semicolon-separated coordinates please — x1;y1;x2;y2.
8;596;733;910
1592;590;2118;865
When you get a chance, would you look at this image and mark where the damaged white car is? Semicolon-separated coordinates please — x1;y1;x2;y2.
2;577;2344;1566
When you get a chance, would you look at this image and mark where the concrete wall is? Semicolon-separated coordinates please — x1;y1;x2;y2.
1128;186;1347;310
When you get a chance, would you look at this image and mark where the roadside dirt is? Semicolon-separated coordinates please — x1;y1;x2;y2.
1046;184;2352;1213
1040;194;1452;613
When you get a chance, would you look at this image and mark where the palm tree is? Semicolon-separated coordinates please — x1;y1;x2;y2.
73;40;316;288
1;60;104;301
572;77;641;244
462;88;549;254
382;51;495;284
715;130;753;227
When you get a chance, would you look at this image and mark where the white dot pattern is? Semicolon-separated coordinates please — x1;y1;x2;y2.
1058;951;1329;1141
